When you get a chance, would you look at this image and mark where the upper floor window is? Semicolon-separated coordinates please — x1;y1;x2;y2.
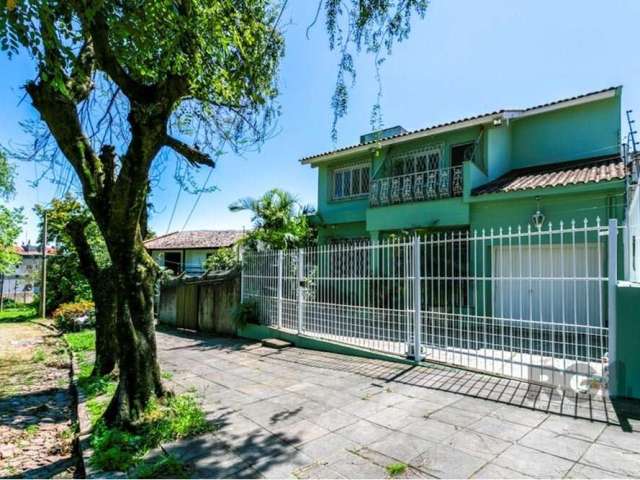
390;145;442;176
333;164;370;200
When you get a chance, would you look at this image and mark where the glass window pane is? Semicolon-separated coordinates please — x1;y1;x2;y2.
343;170;352;197
361;167;370;193
334;171;343;198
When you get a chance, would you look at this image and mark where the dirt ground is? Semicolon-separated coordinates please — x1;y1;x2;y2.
0;316;78;478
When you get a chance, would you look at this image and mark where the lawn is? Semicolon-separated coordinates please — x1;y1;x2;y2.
0;305;37;323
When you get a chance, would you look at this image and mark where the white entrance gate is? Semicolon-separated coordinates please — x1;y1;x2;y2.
241;218;617;394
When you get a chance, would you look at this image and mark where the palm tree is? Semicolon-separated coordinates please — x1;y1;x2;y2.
230;189;315;250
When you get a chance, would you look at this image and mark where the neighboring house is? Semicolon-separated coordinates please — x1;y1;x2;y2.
302;87;628;243
144;230;244;276
0;243;56;303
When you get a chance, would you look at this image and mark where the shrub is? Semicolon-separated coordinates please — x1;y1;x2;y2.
231;300;260;328
203;247;239;272
53;300;95;332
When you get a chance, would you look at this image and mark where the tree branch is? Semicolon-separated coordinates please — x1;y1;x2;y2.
66;217;101;284
164;135;215;168
77;6;154;100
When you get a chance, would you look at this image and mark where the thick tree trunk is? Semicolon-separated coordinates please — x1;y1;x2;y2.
66;221;118;377
91;270;118;376
103;238;165;427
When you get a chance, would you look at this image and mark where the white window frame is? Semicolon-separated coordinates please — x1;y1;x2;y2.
390;144;443;175
332;163;370;200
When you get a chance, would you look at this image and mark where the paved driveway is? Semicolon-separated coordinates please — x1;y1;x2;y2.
157;329;640;478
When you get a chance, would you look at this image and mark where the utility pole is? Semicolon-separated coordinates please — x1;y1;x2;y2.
0;273;4;312
40;211;47;319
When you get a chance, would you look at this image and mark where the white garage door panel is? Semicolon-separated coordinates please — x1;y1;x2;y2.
492;244;604;327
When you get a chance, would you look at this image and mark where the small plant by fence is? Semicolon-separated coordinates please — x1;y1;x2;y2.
242;217;625;393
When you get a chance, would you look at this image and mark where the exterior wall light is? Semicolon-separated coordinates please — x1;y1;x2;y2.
531;209;545;229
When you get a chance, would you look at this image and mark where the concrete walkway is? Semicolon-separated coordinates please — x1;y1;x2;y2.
157;329;640;479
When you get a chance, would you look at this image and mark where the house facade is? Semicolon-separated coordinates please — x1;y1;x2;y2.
303;87;627;243
144;230;244;276
0;243;56;304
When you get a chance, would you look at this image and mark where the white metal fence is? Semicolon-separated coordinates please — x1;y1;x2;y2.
628;186;640;282
242;218;618;394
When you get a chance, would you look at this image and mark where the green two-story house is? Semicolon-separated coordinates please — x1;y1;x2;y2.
302;87;627;243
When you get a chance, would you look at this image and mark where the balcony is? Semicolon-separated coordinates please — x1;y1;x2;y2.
369;165;463;207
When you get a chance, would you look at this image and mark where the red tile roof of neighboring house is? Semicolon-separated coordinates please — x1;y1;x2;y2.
14;244;57;256
143;230;244;250
472;155;627;196
300;87;620;163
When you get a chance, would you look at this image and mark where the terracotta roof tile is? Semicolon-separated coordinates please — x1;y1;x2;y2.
144;230;244;250
472;155;627;196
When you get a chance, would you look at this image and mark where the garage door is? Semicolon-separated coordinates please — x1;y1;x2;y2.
492;243;604;328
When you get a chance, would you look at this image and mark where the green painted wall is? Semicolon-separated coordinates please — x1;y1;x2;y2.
510;94;621;169
318;221;368;243
469;184;625;233
311;89;623;242
367;197;470;232
611;282;640;400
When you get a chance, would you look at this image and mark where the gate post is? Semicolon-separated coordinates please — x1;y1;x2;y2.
412;236;423;362
608;219;618;394
277;251;283;329
297;248;304;334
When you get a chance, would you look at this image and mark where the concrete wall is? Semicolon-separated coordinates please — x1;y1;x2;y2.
611;282;640;400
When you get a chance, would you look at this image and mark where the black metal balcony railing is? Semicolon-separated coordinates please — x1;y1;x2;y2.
369;165;463;207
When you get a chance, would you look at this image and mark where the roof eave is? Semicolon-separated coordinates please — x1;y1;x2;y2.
300;113;503;166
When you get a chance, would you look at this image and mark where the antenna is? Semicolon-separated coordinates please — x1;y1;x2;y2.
627;109;638;154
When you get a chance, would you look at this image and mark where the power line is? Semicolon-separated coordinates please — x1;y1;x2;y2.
181;168;214;232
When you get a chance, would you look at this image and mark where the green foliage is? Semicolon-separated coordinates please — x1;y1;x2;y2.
386;462;407;477
36;195;109;313
0;150;23;276
0;306;36;323
133;454;192;479
0;205;24;275
0;150;15;199
53;300;95;332
32;347;45;363
64;329;96;353
231;300;260;327
90;394;212;472
203;247;238;272
230;188;316;251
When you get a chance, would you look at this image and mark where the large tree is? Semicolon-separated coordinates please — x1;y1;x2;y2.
37;195;118;376
0;151;24;282
1;0;428;426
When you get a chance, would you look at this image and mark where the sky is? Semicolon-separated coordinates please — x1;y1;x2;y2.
2;0;639;243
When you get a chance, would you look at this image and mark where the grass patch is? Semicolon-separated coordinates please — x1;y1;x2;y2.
386;462;407;477
133;454;192;479
24;424;39;438
32;347;46;363
64;330;96;352
161;371;173;380
0;306;37;323
90;394;212;472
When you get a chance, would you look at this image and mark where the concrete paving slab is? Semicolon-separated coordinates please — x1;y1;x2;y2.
539;414;606;441
369;431;437;463
467;416;532;442
493;445;574;478
519;428;592;461
410;444;487;478
580;443;640;477
155;331;640;479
